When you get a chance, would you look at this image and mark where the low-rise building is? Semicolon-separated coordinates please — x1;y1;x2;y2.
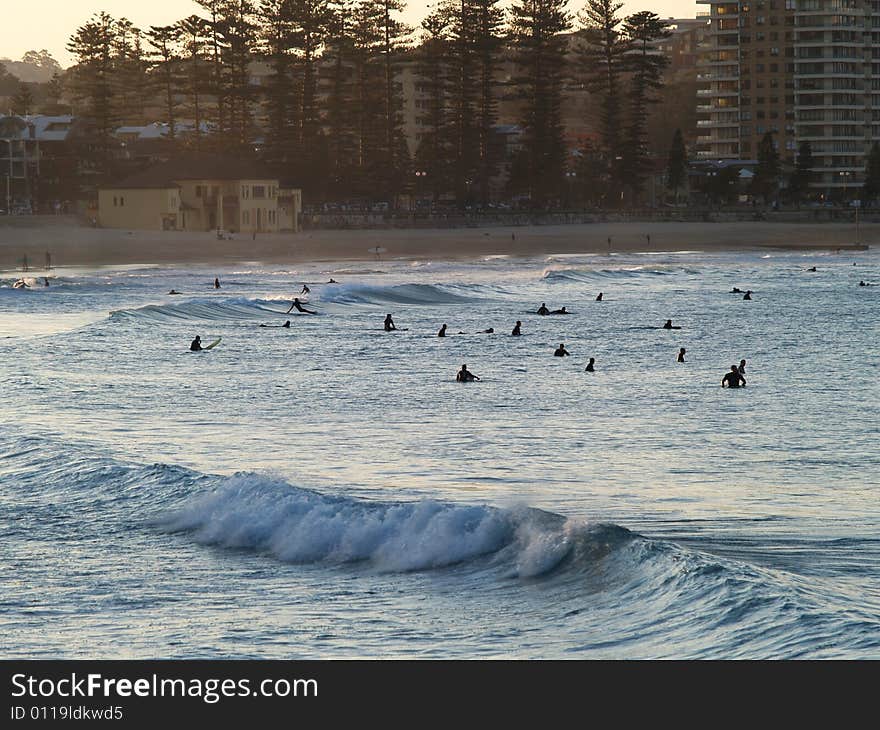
98;154;301;232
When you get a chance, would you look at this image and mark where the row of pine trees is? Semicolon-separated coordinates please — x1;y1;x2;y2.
65;0;675;206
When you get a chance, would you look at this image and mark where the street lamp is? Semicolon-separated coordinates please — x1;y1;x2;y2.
565;171;576;209
6;139;13;215
413;170;428;211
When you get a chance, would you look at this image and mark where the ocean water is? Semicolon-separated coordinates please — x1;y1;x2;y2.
1;247;878;659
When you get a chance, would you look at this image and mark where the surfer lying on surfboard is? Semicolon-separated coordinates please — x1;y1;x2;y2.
287;297;317;314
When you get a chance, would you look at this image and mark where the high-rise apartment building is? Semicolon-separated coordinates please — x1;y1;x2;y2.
697;0;878;195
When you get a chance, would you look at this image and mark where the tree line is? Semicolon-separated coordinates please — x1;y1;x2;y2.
62;0;678;207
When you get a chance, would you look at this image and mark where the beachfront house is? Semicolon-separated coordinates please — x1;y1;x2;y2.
98;153;301;233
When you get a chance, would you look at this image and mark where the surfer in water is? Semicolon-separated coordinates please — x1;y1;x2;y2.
456;364;480;382
168;289;180;295
738;358;746;374
438;324;447;337
663;319;680;329
328;278;338;284
190;335;203;351
596;292;603;301
512;320;522;336
301;284;310;294
551;306;569;314
384;313;397;331
722;365;746;388
537;303;550;315
287;297;316;314
260;320;291;328
743;290;752;300
214;277;220;289
554;343;571;357
731;287;743;294
585;357;595;372
678;347;686;363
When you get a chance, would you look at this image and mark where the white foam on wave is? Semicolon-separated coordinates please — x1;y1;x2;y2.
161;473;591;576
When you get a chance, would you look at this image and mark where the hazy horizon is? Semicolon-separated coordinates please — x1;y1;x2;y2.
4;0;699;69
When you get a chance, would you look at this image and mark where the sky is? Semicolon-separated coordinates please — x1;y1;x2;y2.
2;0;699;68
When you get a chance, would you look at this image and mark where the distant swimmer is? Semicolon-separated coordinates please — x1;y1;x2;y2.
860;280;867;286
44;277;50;287
807;267;817;272
260;320;291;328
384;313;397;331
554;343;570;357
287;297;317;314
596;292;603;301
328;278;338;284
731;287;743;294
190;335;203;351
738;359;746;374
481;328;494;334
585;357;595;372
663;319;681;329
859;280;877;286
456;364;480;382
537;302;550;315
678;347;686;363
301;284;310;294
550;306;569;314
214;277;220;289
438;323;447;337
722;365;746;388
168;289;180;295
743;290;752;300
512;320;522;336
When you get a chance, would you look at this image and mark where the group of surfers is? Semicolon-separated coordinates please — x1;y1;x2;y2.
190;283;767;386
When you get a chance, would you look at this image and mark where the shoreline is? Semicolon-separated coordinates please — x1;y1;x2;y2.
0;220;872;271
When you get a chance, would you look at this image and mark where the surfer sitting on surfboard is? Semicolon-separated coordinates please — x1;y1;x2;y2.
384;313;397;331
456;364;480;382
287;297;316;314
190;335;203;351
722;365;746;388
663;319;681;329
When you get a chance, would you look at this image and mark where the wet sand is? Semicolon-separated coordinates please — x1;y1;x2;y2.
0;219;871;271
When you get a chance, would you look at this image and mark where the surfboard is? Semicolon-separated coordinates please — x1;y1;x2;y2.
203;337;222;350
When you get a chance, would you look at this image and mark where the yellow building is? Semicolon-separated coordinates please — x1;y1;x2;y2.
98;154;301;232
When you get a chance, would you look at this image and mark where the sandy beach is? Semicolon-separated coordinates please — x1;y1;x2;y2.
0;217;871;271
